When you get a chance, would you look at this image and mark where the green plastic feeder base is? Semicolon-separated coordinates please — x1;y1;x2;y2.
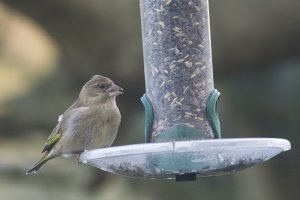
141;89;221;142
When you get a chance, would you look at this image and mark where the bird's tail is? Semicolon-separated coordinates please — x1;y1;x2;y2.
26;154;52;175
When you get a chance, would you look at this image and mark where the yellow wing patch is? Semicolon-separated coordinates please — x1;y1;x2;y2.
42;134;62;153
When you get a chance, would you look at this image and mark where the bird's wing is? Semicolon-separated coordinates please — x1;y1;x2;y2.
42;124;63;153
41;106;90;153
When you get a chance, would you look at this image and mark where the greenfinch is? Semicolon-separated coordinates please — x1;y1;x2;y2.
26;75;123;174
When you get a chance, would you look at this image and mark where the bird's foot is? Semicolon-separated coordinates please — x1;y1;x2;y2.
75;151;84;164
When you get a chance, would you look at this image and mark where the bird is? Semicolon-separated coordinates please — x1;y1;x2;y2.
26;75;123;174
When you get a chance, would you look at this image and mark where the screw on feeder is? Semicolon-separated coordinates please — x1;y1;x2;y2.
79;0;291;180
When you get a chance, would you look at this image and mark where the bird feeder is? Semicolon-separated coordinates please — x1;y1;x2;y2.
79;0;291;181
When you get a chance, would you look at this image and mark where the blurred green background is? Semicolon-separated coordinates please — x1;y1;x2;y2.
0;0;299;199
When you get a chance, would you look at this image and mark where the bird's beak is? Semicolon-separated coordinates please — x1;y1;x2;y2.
108;84;124;97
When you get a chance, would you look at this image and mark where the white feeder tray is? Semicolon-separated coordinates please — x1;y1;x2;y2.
79;138;290;180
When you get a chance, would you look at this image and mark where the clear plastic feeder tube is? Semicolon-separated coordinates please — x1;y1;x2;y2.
140;0;214;141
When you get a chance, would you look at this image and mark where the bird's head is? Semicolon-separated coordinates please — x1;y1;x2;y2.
80;75;123;104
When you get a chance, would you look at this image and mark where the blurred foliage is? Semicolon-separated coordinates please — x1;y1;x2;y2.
0;0;299;200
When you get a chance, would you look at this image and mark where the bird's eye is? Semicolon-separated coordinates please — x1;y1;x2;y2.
93;83;106;89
